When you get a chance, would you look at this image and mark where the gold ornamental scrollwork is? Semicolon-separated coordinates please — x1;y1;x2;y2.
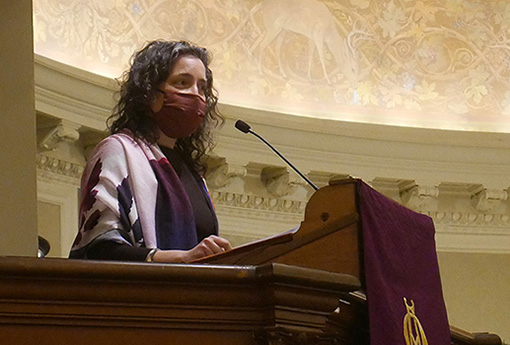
403;297;429;345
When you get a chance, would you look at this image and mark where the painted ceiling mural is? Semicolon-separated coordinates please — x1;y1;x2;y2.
33;0;510;132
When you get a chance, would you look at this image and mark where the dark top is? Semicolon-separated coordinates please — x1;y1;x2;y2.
86;146;217;261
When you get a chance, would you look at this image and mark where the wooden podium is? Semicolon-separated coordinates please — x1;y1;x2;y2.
197;179;363;281
0;257;361;345
0;179;502;345
197;178;502;345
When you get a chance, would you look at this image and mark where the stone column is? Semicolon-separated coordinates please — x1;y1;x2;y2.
0;1;38;256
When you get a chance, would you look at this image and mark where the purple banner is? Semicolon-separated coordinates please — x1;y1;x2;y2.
358;181;450;345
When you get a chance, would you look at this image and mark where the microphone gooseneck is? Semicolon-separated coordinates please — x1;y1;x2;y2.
234;119;318;191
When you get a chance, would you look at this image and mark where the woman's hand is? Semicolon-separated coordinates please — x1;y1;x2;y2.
152;235;232;263
183;235;232;262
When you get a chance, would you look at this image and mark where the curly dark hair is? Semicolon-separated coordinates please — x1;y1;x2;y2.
107;40;223;174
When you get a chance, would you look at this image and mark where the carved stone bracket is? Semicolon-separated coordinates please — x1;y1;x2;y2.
38;120;81;151
400;185;440;211
254;327;340;345
261;166;301;197
370;177;416;201
307;171;353;189
205;156;246;189
471;188;508;213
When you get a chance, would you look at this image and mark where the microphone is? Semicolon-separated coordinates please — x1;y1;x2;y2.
234;119;318;191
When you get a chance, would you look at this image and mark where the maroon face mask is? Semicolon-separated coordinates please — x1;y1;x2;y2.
153;91;206;139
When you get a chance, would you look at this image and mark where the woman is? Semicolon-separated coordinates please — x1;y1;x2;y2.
70;40;232;263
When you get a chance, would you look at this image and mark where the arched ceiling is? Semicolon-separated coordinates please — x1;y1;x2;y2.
33;0;510;132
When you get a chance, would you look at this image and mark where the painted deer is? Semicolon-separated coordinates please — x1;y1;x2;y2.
250;0;370;87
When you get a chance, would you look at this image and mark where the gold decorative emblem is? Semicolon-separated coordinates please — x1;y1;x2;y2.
403;298;429;345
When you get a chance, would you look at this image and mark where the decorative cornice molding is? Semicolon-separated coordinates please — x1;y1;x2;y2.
34;55;115;131
210;190;306;215
36;153;84;184
212;188;510;235
209;173;510;253
429;211;510;234
35;86;109;131
34;144;510;245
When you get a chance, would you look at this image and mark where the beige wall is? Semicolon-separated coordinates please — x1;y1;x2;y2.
438;252;510;343
0;1;37;256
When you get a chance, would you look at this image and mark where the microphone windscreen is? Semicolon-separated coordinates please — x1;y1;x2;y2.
235;119;251;133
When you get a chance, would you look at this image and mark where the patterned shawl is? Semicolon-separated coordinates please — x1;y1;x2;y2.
70;130;213;258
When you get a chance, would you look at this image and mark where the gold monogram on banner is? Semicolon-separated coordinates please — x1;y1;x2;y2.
403;297;429;345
